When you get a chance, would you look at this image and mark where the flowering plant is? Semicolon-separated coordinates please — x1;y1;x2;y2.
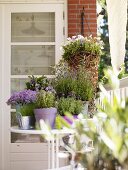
7;90;37;116
26;75;49;91
7;90;36;106
62;35;103;62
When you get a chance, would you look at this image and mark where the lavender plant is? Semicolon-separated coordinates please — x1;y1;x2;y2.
7;90;37;116
7;90;37;106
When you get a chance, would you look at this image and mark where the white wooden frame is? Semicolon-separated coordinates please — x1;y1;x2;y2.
0;2;66;170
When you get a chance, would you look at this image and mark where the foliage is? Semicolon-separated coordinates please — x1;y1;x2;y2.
57;97;83;116
16;103;35;116
74;67;94;101
35;90;56;108
62;35;102;62
97;0;111;84
55;115;71;129
26;75;49;91
53;64;94;101
53;74;76;98
52;59;70;79
7;90;36;106
67;70;128;169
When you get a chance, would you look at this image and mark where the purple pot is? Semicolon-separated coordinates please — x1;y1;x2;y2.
63;115;78;125
34;108;57;129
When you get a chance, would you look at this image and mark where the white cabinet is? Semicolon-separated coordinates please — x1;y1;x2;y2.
0;2;66;170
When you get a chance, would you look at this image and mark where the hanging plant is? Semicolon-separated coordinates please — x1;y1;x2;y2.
62;35;103;68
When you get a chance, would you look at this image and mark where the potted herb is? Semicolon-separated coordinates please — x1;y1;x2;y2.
57;97;83;124
7;90;36;130
53;63;94;100
34;90;57;129
53;63;94;114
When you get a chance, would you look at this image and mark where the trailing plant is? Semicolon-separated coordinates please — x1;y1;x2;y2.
62;35;102;63
35;90;56;108
57;97;83;116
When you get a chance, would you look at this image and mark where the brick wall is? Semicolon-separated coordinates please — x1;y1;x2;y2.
68;0;97;37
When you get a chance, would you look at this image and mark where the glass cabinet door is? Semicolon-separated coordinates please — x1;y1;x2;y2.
11;12;56;142
6;5;64;142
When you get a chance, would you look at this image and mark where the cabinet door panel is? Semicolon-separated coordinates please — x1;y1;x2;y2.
11;12;55;42
11;45;55;75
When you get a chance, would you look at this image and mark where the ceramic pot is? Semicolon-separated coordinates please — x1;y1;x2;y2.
34;107;57;129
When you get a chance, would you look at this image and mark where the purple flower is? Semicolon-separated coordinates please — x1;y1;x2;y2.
45;86;56;94
7;90;37;106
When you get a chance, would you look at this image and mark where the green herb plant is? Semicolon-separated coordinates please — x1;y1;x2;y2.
35;90;56;108
57;97;83;116
53;63;94;101
16;103;35;116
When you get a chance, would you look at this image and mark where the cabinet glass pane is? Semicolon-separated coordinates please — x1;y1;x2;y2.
11;13;55;42
11;45;55;75
11;78;27;93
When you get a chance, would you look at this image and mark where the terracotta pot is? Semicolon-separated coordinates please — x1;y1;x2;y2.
34;108;57;129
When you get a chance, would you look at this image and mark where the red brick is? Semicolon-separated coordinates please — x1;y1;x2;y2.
89;4;96;9
68;0;80;4
68;9;78;13
68;18;79;23
68;23;77;29
68;4;77;9
68;14;77;18
68;0;97;36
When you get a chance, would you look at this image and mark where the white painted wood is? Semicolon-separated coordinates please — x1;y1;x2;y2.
10;143;48;152
11;42;55;45
125;87;128;97
10;161;48;170
98;87;128;110
1;2;66;169
119;77;128;88
0;5;3;170
11;75;55;78
0;0;64;4
2;4;12;170
10;153;48;161
10;159;69;170
55;4;64;64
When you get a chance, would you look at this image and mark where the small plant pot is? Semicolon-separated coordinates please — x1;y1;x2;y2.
34;108;57;129
16;112;35;130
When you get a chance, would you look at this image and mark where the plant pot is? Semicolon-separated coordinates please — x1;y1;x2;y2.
81;101;89;115
34;108;57;129
16;112;35;130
